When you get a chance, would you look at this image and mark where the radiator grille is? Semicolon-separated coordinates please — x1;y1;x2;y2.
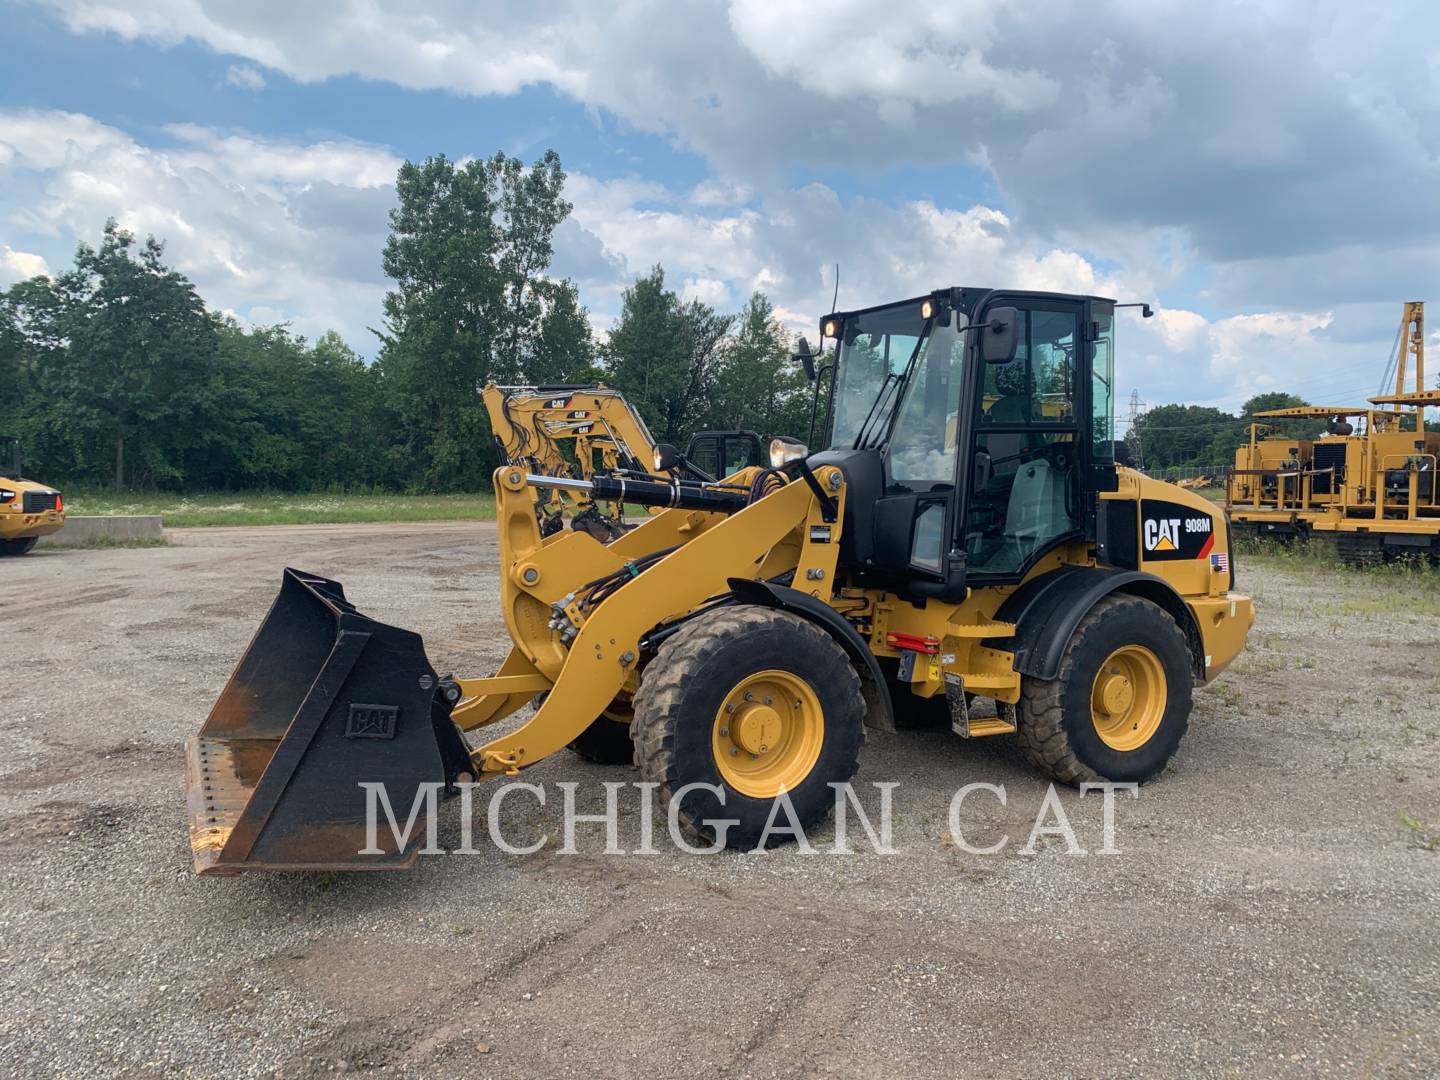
22;491;58;513
1311;444;1346;495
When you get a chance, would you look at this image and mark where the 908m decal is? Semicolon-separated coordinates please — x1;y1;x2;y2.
1139;499;1215;561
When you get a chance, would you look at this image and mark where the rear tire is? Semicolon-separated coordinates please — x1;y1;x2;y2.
0;537;38;556
632;606;864;850
533;690;638;765
568;717;636;764
1017;595;1192;786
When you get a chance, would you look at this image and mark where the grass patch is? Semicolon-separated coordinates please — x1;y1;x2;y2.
1395;810;1440;852
43;535;173;550
1237;534;1440;617
64;490;497;528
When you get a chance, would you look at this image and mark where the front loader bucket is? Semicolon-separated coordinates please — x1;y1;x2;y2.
184;568;471;875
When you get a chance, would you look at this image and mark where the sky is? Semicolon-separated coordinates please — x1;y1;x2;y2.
1;0;1437;424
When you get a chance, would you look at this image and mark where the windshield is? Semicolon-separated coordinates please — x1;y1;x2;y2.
888;316;967;487
828;305;931;449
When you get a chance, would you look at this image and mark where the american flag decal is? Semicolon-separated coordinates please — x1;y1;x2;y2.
1211;551;1229;573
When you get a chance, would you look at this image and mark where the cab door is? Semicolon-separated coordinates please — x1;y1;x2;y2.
962;298;1084;580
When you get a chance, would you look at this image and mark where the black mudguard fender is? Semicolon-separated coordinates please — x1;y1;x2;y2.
984;565;1205;682
727;578;896;732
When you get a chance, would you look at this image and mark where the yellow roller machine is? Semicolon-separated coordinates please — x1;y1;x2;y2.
185;287;1253;873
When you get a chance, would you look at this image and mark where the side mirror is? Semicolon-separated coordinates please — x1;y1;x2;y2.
793;336;817;381
653;443;680;473
980;306;1020;364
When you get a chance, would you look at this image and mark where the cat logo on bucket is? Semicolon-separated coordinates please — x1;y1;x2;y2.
1140;499;1215;561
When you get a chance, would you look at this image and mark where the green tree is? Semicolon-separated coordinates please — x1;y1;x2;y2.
528;279;600;387
378;150;578;489
1130;404;1238;471
604;266;734;443
702;292;810;439
604;267;685;441
1;222;221;489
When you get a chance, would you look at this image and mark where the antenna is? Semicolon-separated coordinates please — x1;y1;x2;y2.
829;263;839;315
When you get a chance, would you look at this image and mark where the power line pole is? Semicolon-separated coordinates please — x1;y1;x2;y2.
1125;389;1148;470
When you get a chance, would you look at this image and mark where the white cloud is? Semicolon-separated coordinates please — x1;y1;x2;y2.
727;0;1058;111
223;63;265;91
553;170;1359;410
17;0;1438;353
0;109;398;343
0;245;51;286
0;105;1398;413
679;275;730;307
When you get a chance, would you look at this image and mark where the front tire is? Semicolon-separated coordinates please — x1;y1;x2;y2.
632;606;864;849
1017;595;1193;785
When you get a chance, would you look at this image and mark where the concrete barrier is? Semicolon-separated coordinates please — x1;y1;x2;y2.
38;515;165;547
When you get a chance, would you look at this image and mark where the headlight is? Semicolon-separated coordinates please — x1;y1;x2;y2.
823;318;837;338
769;437;808;468
0;489;14;504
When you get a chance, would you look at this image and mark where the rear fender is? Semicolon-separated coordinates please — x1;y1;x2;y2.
985;565;1205;681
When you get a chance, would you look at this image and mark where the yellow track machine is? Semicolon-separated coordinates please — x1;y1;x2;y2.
186;287;1253;873
1227;302;1440;563
0;435;64;555
483;383;763;541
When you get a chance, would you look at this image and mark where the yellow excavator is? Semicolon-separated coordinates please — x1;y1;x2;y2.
0;435;64;555
185;287;1253;873
483;383;764;540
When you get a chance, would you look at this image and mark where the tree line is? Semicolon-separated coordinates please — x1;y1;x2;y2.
0;149;810;492
1126;393;1328;473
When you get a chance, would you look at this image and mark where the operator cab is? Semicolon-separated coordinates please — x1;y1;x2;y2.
1;435;21;482
807;288;1119;600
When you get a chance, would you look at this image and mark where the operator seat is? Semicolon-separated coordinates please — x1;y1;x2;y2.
976;454;1075;572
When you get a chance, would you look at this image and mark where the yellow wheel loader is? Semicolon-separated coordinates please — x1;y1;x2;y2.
0;436;64;555
483;383;764;541
185;287;1254;873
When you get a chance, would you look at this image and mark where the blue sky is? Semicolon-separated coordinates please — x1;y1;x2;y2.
2;0;1437;419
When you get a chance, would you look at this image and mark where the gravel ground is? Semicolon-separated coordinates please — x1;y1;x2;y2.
1;523;1437;1078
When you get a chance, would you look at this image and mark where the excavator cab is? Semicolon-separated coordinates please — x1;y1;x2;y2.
682;430;764;479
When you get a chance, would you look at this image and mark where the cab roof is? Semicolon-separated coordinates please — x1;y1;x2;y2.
830;287;1117;322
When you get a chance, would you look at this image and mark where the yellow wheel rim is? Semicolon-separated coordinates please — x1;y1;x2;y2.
712;670;824;798
1090;645;1166;751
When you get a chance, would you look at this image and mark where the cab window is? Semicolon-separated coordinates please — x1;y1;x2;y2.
966;305;1082;576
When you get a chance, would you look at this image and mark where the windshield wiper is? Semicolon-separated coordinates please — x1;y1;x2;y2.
852;330;929;450
853;371;902;449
